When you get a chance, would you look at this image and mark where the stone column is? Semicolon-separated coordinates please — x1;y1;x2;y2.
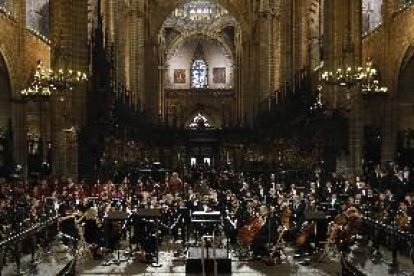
128;0;146;111
13;0;27;175
380;0;397;162
323;0;363;176
50;0;88;179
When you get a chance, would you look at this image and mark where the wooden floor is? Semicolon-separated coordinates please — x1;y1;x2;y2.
79;248;340;276
3;241;413;275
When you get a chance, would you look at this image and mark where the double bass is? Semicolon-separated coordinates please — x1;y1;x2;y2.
238;211;264;245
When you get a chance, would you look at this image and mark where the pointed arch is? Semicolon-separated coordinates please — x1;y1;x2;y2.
0;50;12;129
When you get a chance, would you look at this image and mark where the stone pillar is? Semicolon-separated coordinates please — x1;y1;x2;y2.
380;0;397;162
128;0;146;111
50;0;88;179
270;0;281;92
323;0;363;176
157;31;165;119
13;0;27;175
235;26;243;122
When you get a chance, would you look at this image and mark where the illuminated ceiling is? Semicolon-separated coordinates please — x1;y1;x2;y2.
163;0;237;35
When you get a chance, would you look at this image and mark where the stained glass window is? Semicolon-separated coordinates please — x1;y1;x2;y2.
191;58;208;88
191;42;208;88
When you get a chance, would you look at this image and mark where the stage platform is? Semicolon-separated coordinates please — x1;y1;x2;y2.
78;246;340;276
3;242;413;275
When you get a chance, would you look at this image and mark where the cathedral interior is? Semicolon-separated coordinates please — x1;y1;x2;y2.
0;0;414;275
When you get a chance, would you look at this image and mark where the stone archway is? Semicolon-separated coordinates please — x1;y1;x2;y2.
395;47;414;165
157;0;241;125
184;105;222;129
398;46;414;106
0;52;13;175
0;53;12;130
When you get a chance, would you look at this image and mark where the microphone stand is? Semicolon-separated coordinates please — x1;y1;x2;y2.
265;210;275;265
151;217;162;267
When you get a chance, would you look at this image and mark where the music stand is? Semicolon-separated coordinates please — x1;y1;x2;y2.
134;208;162;267
191;211;222;246
102;211;130;266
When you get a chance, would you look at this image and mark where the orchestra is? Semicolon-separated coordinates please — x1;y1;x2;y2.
0;163;413;274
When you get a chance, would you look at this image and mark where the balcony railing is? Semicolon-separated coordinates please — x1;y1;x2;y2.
165;88;234;99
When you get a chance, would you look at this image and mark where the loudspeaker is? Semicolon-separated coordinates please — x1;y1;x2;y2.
186;247;231;275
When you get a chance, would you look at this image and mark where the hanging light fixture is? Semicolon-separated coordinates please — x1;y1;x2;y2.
47;31;88;93
360;61;388;93
20;61;52;101
21;30;88;100
49;67;88;93
321;60;387;93
320;0;387;93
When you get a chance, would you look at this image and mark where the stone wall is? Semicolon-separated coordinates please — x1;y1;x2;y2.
166;38;234;90
0;3;51;172
362;2;414;161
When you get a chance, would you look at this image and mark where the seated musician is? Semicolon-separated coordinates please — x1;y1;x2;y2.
223;210;238;245
80;204;105;259
406;194;414;231
58;202;81;246
169;172;183;195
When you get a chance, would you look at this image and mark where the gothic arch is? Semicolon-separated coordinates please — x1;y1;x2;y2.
166;33;234;65
183;105;221;129
397;45;414;100
0;50;12;129
0;45;15;96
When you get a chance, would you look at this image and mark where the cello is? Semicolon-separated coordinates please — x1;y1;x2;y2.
281;203;292;230
238;211;264;245
295;221;315;247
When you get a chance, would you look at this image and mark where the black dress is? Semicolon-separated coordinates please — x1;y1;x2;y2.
83;218;100;245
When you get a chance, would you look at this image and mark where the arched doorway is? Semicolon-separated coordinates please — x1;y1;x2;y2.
0;53;13;177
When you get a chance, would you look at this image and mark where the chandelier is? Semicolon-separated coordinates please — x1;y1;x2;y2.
320;0;387;94
359;62;388;93
20;61;88;101
20;61;52;101
321;61;387;93
49;68;88;92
